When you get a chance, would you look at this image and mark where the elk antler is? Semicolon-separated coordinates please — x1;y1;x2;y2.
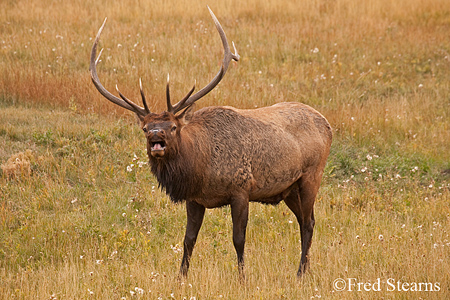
168;6;240;114
90;7;239;118
89;18;150;119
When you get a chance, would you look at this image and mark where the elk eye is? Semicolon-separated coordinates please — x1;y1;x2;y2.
171;125;177;132
142;127;147;133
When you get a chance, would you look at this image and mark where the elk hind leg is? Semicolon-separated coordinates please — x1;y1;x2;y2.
284;177;318;277
230;195;249;279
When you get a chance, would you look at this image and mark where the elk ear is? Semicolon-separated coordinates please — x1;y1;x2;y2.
177;103;196;125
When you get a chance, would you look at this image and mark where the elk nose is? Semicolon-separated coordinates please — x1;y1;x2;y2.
150;129;161;134
150;128;164;136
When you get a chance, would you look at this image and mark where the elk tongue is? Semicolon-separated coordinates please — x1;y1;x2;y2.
152;143;163;150
150;142;165;158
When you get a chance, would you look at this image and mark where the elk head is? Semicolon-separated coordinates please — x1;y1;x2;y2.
89;7;239;159
141;104;195;158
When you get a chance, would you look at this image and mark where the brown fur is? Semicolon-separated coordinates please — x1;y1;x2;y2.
142;101;332;278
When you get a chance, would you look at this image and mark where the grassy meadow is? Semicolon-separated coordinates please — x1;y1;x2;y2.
1;0;449;298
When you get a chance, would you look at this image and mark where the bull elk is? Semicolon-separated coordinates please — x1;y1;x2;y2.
90;7;332;278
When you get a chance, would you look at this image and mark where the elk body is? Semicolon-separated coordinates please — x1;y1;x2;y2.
90;8;332;278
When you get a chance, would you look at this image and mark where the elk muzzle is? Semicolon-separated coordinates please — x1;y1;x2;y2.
148;129;167;158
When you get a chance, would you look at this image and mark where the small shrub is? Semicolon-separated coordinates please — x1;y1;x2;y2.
32;130;55;146
1;150;35;179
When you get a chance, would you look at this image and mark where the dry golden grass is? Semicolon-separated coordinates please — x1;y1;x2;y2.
0;149;35;179
1;0;449;299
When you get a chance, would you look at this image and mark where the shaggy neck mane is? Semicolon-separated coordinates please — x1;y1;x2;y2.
149;141;200;203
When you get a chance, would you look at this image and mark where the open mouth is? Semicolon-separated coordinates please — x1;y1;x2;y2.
150;140;166;157
151;141;166;151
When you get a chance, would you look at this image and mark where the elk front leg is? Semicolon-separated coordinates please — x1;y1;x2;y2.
230;195;249;279
180;200;205;277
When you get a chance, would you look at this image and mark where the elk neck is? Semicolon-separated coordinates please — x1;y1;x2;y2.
148;125;206;203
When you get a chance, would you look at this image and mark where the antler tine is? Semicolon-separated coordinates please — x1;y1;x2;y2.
170;7;239;114
166;74;174;113
90;18;148;118
139;78;151;114
207;6;240;67
171;81;196;113
115;84;149;116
